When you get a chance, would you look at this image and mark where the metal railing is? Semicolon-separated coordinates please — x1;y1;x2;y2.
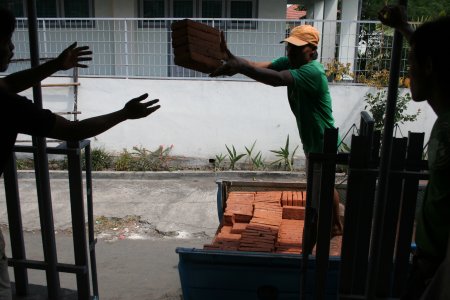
8;17;414;81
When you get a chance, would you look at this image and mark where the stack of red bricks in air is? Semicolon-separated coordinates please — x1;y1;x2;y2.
204;190;307;255
171;19;224;73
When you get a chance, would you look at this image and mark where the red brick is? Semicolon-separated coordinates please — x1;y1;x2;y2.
171;19;220;36
171;19;223;73
282;206;305;220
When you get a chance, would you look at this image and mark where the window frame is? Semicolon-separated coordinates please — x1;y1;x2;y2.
3;0;95;28
139;0;258;20
9;0;94;18
198;0;225;18
138;0;169;28
170;0;197;18
226;0;257;29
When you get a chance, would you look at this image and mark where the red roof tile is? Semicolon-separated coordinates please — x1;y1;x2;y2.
287;4;307;20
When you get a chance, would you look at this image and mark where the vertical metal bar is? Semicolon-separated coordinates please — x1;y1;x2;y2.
72;68;79;121
85;143;99;298
392;132;424;296
376;138;408;296
26;1;61;298
365;0;408;298
66;141;91;300
3;154;28;295
300;152;316;299
314;128;338;300
339;133;375;297
124;20;129;78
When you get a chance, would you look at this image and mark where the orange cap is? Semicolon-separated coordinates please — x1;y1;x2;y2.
283;25;319;47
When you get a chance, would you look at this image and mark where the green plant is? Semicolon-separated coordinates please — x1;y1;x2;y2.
153;144;174;170
364;89;420;131
251;151;266;170
15;157;34;170
325;59;353;82
114;149;134;171
214;153;226;171
244;140;258;170
83;147;113;171
131;145;174;171
225;144;246;170
49;158;68;170
270;135;299;171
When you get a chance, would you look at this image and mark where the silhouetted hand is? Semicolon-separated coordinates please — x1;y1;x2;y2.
378;5;408;29
123;93;161;119
56;42;93;70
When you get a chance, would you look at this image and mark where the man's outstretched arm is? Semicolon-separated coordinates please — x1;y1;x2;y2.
48;93;160;141
210;32;293;86
0;42;91;93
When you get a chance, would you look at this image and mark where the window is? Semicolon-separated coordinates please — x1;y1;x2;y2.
229;0;254;18
142;0;166;18
63;0;91;18
0;0;25;17
171;0;194;18
227;0;257;29
0;0;93;18
140;0;257;20
200;0;223;18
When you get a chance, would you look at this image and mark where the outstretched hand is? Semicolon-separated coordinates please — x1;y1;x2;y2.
378;5;408;29
209;31;241;77
123;93;161;120
57;42;93;70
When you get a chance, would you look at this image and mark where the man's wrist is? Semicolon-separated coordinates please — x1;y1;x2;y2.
50;56;63;71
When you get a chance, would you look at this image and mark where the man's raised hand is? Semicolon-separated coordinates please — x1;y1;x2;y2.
57;42;93;70
123;93;161;120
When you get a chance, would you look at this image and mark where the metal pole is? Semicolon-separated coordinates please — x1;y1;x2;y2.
365;0;408;298
66;141;91;300
85;144;100;299
4;155;28;295
26;0;61;298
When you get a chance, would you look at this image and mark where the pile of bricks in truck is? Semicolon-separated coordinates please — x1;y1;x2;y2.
171;19;225;73
204;191;306;254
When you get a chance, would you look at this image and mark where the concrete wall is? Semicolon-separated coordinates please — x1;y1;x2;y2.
17;78;436;164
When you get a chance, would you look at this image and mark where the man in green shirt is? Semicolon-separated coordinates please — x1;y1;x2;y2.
210;25;343;238
379;5;450;299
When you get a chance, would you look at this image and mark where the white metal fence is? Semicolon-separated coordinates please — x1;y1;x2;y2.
9;18;412;82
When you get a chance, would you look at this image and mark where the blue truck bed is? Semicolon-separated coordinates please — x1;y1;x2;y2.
176;180;340;300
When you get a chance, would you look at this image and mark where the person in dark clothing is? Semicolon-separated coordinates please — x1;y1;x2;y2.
0;8;160;298
379;5;450;300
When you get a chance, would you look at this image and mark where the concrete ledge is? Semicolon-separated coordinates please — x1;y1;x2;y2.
15;170;309;181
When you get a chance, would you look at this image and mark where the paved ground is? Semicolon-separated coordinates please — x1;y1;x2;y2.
0;171;309;299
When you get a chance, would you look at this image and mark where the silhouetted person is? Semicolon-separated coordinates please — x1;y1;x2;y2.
0;8;160;298
379;5;450;300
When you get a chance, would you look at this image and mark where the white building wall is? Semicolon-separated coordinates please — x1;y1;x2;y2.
18;78;436;164
94;0;113;17
258;0;286;19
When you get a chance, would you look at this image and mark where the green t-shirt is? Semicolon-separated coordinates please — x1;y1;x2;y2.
270;57;336;153
415;111;450;259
